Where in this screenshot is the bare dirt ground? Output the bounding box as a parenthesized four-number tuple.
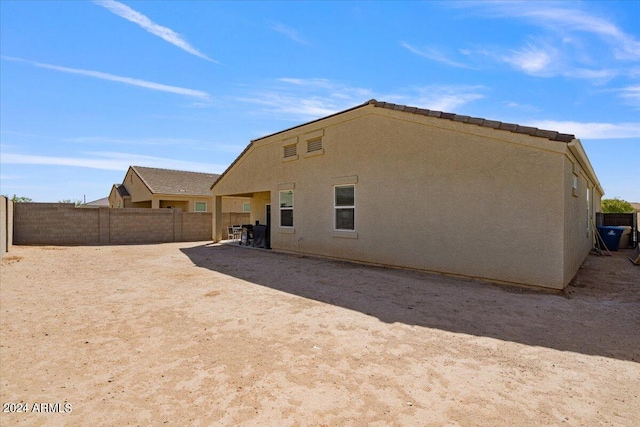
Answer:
(1, 242, 638, 426)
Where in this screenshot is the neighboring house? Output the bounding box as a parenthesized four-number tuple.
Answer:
(80, 197, 110, 208)
(110, 166, 250, 227)
(211, 100, 603, 291)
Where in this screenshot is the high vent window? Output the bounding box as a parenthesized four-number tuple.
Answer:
(307, 139, 322, 153)
(284, 144, 297, 158)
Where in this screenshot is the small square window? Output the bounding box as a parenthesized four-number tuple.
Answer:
(194, 202, 207, 212)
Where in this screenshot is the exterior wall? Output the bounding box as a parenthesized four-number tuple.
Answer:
(125, 169, 153, 203)
(214, 106, 575, 289)
(562, 143, 604, 286)
(221, 213, 251, 233)
(13, 203, 212, 245)
(109, 186, 122, 208)
(159, 199, 189, 211)
(222, 197, 251, 214)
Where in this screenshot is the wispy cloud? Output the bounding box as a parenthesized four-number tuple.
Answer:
(513, 7, 640, 61)
(525, 120, 640, 139)
(238, 78, 485, 122)
(238, 78, 373, 121)
(386, 85, 486, 112)
(66, 136, 245, 154)
(400, 42, 470, 68)
(269, 22, 309, 45)
(500, 43, 553, 75)
(448, 3, 640, 81)
(0, 151, 226, 173)
(2, 56, 211, 100)
(618, 85, 640, 108)
(93, 0, 216, 62)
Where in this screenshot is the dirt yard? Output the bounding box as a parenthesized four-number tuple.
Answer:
(1, 242, 638, 426)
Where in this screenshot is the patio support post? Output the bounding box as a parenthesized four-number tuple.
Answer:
(212, 196, 223, 242)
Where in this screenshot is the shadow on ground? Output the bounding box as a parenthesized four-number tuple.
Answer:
(181, 244, 640, 362)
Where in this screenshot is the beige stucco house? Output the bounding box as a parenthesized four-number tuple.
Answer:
(211, 100, 603, 290)
(110, 166, 250, 228)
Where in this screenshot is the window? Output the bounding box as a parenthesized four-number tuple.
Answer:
(283, 144, 297, 158)
(572, 175, 578, 197)
(243, 202, 251, 212)
(194, 202, 207, 212)
(307, 138, 322, 153)
(334, 185, 355, 230)
(279, 190, 294, 227)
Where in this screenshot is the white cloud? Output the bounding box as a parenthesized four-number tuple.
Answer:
(618, 85, 640, 107)
(451, 3, 640, 82)
(389, 85, 486, 112)
(238, 78, 374, 121)
(0, 151, 227, 173)
(516, 7, 640, 61)
(526, 120, 640, 139)
(1, 56, 211, 100)
(269, 22, 309, 45)
(501, 43, 553, 75)
(239, 79, 485, 122)
(400, 42, 469, 68)
(93, 0, 215, 62)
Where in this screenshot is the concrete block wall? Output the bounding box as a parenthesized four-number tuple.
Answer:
(109, 208, 175, 244)
(182, 213, 213, 242)
(13, 203, 213, 245)
(0, 196, 12, 259)
(14, 203, 100, 245)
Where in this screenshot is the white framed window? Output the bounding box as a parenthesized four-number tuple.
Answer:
(243, 202, 251, 212)
(194, 202, 207, 212)
(334, 185, 355, 231)
(279, 190, 294, 227)
(572, 175, 578, 197)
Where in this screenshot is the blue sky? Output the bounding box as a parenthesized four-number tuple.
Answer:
(1, 1, 638, 203)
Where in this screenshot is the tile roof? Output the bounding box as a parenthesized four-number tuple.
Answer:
(131, 166, 219, 196)
(371, 100, 576, 142)
(84, 196, 109, 206)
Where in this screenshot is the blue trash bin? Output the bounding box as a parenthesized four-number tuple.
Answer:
(597, 226, 625, 251)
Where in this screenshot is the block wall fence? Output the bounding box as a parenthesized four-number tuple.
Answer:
(1, 196, 14, 259)
(12, 203, 212, 245)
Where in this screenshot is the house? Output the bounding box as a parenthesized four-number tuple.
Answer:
(110, 166, 250, 228)
(210, 100, 603, 290)
(80, 197, 110, 208)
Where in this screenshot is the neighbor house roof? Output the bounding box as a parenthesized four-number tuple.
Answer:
(212, 99, 577, 189)
(115, 184, 130, 198)
(84, 197, 109, 206)
(131, 166, 219, 196)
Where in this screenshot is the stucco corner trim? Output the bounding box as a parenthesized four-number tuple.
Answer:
(332, 175, 358, 185)
(277, 182, 295, 190)
(279, 228, 295, 234)
(331, 231, 358, 239)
